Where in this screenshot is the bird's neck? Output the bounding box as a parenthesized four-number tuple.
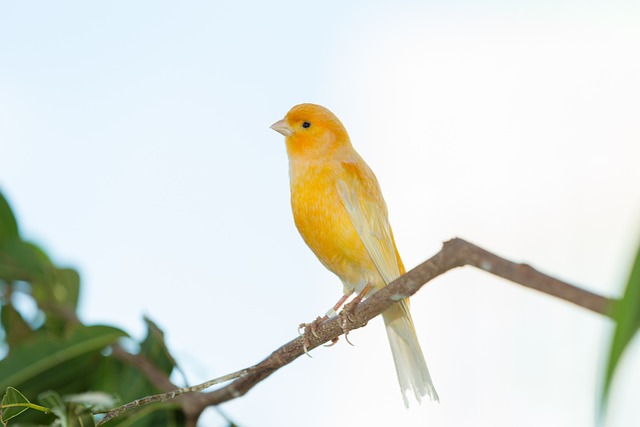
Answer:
(287, 143, 358, 187)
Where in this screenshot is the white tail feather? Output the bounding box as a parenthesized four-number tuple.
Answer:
(382, 303, 439, 407)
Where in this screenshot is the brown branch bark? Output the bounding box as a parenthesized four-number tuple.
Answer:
(96, 237, 614, 424)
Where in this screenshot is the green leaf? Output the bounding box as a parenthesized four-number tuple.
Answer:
(0, 325, 127, 390)
(30, 267, 82, 337)
(0, 191, 19, 242)
(140, 317, 176, 376)
(19, 352, 103, 399)
(601, 240, 640, 408)
(0, 386, 50, 424)
(53, 268, 81, 310)
(0, 302, 33, 349)
(1, 386, 30, 423)
(39, 390, 67, 425)
(0, 239, 55, 284)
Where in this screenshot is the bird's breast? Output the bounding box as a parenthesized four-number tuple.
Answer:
(289, 162, 375, 287)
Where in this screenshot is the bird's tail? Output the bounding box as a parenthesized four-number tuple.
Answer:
(382, 300, 439, 407)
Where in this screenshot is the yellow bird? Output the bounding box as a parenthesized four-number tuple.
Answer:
(270, 103, 438, 406)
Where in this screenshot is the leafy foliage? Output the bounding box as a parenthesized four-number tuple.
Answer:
(601, 240, 640, 411)
(0, 189, 185, 425)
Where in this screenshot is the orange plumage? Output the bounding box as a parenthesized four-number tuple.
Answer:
(271, 103, 438, 406)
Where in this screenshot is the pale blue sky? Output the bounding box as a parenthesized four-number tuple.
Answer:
(1, 1, 639, 426)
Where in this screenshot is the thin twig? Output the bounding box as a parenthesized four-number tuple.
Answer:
(95, 367, 255, 425)
(96, 237, 614, 423)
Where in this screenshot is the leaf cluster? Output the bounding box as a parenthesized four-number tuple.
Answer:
(0, 191, 184, 426)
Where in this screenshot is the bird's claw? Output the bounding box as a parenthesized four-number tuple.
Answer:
(298, 316, 327, 357)
(298, 323, 313, 357)
(323, 337, 339, 347)
(338, 314, 354, 346)
(337, 301, 360, 346)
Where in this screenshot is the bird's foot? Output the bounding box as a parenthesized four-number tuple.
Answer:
(298, 315, 328, 357)
(337, 300, 360, 346)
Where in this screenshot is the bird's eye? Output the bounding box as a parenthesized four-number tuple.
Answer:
(302, 121, 311, 129)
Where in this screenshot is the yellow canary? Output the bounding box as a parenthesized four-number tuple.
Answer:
(271, 103, 438, 406)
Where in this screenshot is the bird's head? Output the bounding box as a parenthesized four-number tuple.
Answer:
(271, 103, 351, 158)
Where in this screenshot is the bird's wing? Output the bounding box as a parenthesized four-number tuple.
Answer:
(336, 161, 402, 286)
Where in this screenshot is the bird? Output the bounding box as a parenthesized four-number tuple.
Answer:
(270, 103, 439, 406)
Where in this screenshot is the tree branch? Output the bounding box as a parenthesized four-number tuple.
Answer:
(96, 237, 614, 423)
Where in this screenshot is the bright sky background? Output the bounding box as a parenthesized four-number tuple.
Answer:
(1, 1, 639, 426)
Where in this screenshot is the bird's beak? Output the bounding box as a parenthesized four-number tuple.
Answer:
(270, 118, 293, 137)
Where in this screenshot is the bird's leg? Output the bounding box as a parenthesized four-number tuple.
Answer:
(298, 291, 354, 354)
(343, 283, 373, 321)
(322, 291, 353, 347)
(324, 291, 354, 319)
(338, 283, 374, 345)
